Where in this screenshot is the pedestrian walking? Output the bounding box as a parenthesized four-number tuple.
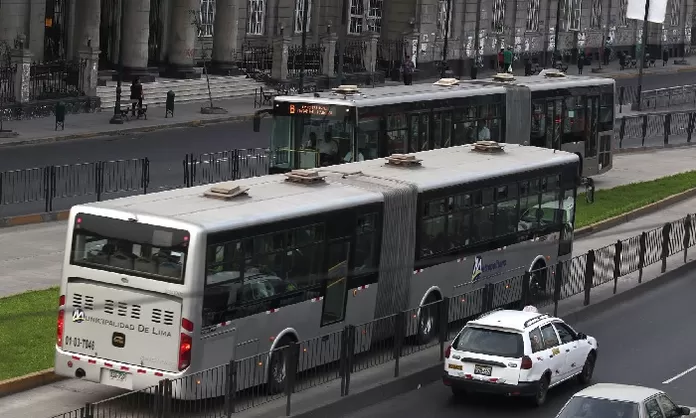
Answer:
(498, 49, 504, 72)
(503, 47, 513, 73)
(130, 78, 144, 117)
(402, 55, 415, 85)
(663, 49, 669, 66)
(577, 54, 585, 75)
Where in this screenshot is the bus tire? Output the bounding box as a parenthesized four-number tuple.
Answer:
(575, 153, 583, 180)
(267, 336, 296, 395)
(417, 294, 440, 344)
(529, 260, 547, 301)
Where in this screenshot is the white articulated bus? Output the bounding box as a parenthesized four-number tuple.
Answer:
(55, 142, 579, 398)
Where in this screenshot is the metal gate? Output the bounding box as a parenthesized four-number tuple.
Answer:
(44, 0, 68, 61)
(148, 0, 163, 67)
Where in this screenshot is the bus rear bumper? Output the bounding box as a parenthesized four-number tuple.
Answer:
(54, 349, 175, 392)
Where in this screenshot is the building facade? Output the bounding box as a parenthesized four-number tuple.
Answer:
(1, 0, 695, 80)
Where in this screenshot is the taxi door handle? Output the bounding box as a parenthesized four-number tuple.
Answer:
(549, 355, 554, 358)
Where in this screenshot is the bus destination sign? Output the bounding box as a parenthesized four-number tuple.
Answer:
(289, 103, 333, 116)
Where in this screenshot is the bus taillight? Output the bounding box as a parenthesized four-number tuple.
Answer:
(182, 318, 194, 332)
(57, 310, 65, 347)
(179, 333, 192, 370)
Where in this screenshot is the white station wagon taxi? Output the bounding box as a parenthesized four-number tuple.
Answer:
(443, 309, 598, 406)
(555, 383, 696, 418)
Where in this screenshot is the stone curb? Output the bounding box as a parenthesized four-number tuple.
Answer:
(574, 186, 696, 239)
(290, 257, 696, 418)
(0, 369, 65, 399)
(0, 113, 256, 149)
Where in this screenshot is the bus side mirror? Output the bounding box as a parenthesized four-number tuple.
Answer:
(253, 115, 261, 132)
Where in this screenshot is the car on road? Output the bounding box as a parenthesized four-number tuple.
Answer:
(555, 383, 696, 418)
(442, 308, 598, 406)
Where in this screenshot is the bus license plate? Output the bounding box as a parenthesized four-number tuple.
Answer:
(109, 370, 128, 382)
(474, 365, 492, 376)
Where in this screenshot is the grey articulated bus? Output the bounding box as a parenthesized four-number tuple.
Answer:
(55, 142, 579, 399)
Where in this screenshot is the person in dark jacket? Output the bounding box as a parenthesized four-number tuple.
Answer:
(577, 54, 585, 74)
(402, 56, 415, 85)
(130, 77, 144, 117)
(663, 49, 669, 66)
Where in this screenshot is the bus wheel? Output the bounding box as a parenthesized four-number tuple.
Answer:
(267, 337, 294, 395)
(417, 295, 439, 344)
(530, 262, 547, 301)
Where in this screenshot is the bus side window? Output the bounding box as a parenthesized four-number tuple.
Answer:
(203, 241, 243, 326)
(353, 213, 378, 276)
(472, 189, 494, 242)
(495, 184, 519, 236)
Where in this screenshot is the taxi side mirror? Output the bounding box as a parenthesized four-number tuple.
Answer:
(679, 406, 690, 416)
(577, 332, 587, 340)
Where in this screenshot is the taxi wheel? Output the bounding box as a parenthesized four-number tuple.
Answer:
(578, 352, 596, 385)
(531, 375, 550, 407)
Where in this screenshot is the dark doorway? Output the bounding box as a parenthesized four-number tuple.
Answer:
(44, 0, 68, 61)
(99, 0, 116, 69)
(148, 0, 163, 67)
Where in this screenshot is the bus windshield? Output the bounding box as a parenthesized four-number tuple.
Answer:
(70, 213, 190, 282)
(269, 101, 356, 172)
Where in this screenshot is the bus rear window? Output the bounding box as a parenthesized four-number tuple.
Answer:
(70, 213, 190, 282)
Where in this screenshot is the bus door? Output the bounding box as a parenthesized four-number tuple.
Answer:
(586, 95, 599, 159)
(321, 240, 351, 327)
(545, 98, 563, 150)
(408, 112, 431, 152)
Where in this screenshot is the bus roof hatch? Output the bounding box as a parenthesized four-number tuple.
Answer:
(540, 68, 566, 78)
(472, 140, 505, 153)
(332, 85, 360, 95)
(385, 154, 423, 167)
(433, 78, 460, 87)
(285, 169, 326, 184)
(492, 73, 516, 82)
(203, 183, 250, 200)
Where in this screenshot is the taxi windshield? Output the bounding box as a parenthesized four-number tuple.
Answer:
(556, 396, 639, 418)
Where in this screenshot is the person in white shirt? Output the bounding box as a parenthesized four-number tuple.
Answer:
(318, 133, 338, 165)
(343, 150, 365, 163)
(471, 123, 491, 141)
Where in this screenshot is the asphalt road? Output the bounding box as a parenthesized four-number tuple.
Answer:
(0, 70, 691, 217)
(341, 266, 696, 418)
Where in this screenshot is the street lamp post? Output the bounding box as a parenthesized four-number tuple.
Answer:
(109, 0, 126, 124)
(471, 0, 482, 78)
(298, 0, 310, 94)
(440, 0, 452, 77)
(552, 0, 562, 68)
(635, 0, 650, 111)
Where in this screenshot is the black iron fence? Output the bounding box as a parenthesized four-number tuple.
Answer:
(0, 64, 16, 104)
(617, 85, 696, 112)
(29, 60, 84, 101)
(616, 110, 696, 149)
(50, 214, 696, 418)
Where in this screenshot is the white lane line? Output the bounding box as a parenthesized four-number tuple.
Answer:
(662, 365, 696, 384)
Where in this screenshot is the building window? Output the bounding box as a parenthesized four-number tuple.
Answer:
(294, 0, 312, 32)
(562, 0, 582, 31)
(526, 0, 540, 31)
(437, 0, 452, 38)
(348, 0, 383, 34)
(590, 0, 602, 28)
(669, 0, 680, 26)
(618, 0, 628, 26)
(198, 0, 215, 37)
(247, 0, 266, 35)
(491, 0, 506, 33)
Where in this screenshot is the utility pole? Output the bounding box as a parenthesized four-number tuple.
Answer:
(635, 0, 650, 111)
(109, 0, 126, 124)
(336, 0, 348, 85)
(440, 0, 452, 77)
(298, 0, 310, 94)
(552, 0, 562, 68)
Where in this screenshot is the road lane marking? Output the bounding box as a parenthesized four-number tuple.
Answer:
(662, 364, 696, 384)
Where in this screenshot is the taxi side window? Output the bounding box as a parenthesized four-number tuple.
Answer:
(529, 327, 544, 353)
(540, 324, 560, 349)
(645, 398, 666, 418)
(655, 394, 681, 418)
(553, 322, 576, 344)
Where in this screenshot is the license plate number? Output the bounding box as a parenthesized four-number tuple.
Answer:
(474, 364, 492, 376)
(64, 336, 95, 351)
(109, 370, 128, 381)
(448, 363, 463, 370)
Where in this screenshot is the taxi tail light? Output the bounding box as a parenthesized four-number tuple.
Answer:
(521, 356, 533, 370)
(444, 345, 452, 358)
(57, 309, 65, 348)
(179, 333, 192, 371)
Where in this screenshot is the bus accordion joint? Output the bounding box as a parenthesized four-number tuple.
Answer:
(471, 141, 505, 153)
(385, 154, 423, 167)
(284, 169, 326, 184)
(203, 183, 250, 200)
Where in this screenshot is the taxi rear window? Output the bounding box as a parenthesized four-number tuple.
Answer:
(454, 326, 524, 358)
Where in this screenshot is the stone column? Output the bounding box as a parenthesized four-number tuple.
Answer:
(11, 36, 33, 104)
(164, 0, 200, 79)
(121, 0, 154, 81)
(211, 0, 240, 75)
(79, 45, 100, 96)
(321, 32, 338, 77)
(271, 35, 291, 80)
(28, 0, 46, 61)
(362, 32, 379, 74)
(79, 0, 101, 52)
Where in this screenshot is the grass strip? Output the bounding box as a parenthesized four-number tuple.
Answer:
(1, 172, 695, 381)
(0, 287, 58, 381)
(575, 170, 696, 229)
